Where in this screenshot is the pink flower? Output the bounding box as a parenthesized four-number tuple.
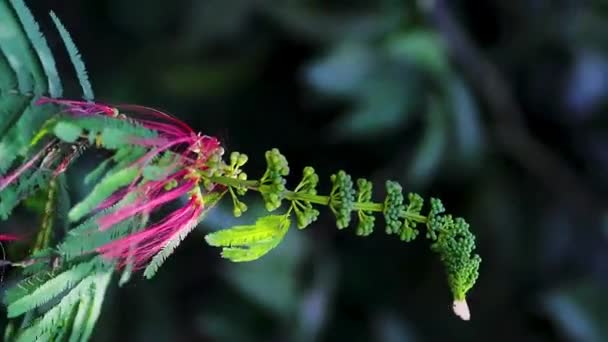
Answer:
(96, 191, 205, 269)
(31, 97, 224, 269)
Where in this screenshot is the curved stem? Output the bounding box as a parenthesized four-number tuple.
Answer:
(207, 175, 428, 223)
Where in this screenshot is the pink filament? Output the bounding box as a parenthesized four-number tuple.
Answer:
(0, 140, 56, 191)
(97, 178, 194, 231)
(0, 234, 20, 241)
(36, 97, 115, 116)
(115, 104, 194, 135)
(97, 197, 203, 268)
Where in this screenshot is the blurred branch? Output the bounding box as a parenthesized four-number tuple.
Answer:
(428, 0, 606, 218)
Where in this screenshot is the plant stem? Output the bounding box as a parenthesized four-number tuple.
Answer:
(207, 175, 428, 223)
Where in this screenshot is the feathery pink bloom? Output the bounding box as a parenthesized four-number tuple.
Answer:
(34, 97, 224, 269)
(97, 173, 192, 231)
(96, 193, 204, 268)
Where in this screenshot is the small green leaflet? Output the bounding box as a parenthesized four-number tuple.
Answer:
(53, 121, 81, 143)
(205, 214, 291, 262)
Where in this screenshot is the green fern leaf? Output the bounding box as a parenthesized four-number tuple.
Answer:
(4, 270, 56, 306)
(54, 121, 82, 143)
(0, 101, 56, 174)
(0, 168, 52, 219)
(84, 159, 110, 186)
(68, 285, 92, 342)
(0, 50, 18, 92)
(9, 0, 62, 97)
(78, 271, 112, 341)
(0, 1, 45, 94)
(49, 11, 94, 101)
(15, 270, 101, 341)
(7, 259, 97, 318)
(58, 215, 140, 261)
(68, 166, 139, 222)
(0, 95, 28, 139)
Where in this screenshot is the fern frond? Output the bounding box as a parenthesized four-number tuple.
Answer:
(0, 168, 52, 219)
(4, 270, 56, 305)
(78, 271, 111, 341)
(7, 259, 97, 318)
(58, 215, 141, 261)
(68, 166, 139, 222)
(15, 269, 109, 341)
(21, 248, 55, 276)
(0, 49, 18, 92)
(0, 1, 44, 94)
(9, 0, 62, 97)
(0, 102, 56, 174)
(0, 95, 28, 139)
(68, 285, 92, 342)
(84, 159, 110, 186)
(49, 11, 94, 101)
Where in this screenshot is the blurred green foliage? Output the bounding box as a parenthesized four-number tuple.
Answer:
(3, 0, 608, 341)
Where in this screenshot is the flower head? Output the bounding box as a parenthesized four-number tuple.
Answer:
(96, 188, 206, 269)
(39, 98, 223, 267)
(0, 97, 224, 269)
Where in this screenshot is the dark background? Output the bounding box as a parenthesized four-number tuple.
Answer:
(13, 1, 608, 341)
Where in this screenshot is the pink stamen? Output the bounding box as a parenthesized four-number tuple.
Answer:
(115, 104, 194, 135)
(97, 179, 194, 231)
(0, 234, 20, 241)
(36, 97, 116, 117)
(97, 197, 203, 268)
(0, 140, 56, 192)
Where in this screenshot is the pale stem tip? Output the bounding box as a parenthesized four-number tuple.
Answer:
(452, 299, 471, 321)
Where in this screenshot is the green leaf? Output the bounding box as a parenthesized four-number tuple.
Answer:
(10, 0, 62, 97)
(68, 291, 91, 342)
(68, 166, 139, 222)
(306, 42, 374, 96)
(332, 77, 415, 139)
(205, 214, 291, 262)
(7, 259, 97, 318)
(78, 271, 112, 342)
(0, 44, 18, 92)
(100, 128, 129, 149)
(15, 269, 109, 341)
(54, 121, 82, 143)
(84, 159, 110, 186)
(0, 0, 45, 94)
(142, 165, 170, 181)
(49, 11, 94, 101)
(407, 97, 447, 185)
(59, 197, 141, 261)
(0, 101, 56, 174)
(387, 30, 449, 78)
